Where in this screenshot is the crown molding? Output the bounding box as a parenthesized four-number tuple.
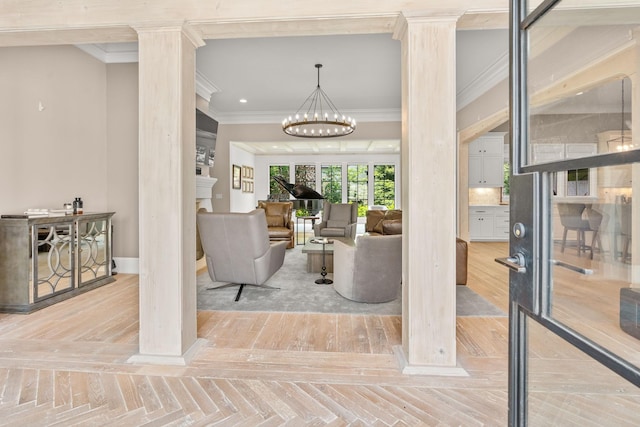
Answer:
(209, 108, 401, 125)
(456, 52, 508, 110)
(195, 70, 220, 103)
(76, 43, 218, 101)
(75, 43, 138, 63)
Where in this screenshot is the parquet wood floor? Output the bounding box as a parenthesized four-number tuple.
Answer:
(0, 242, 638, 425)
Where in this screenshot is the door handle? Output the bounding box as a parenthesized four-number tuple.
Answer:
(550, 259, 593, 275)
(495, 253, 527, 273)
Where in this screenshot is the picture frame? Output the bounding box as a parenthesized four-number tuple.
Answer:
(241, 179, 254, 193)
(232, 164, 241, 189)
(195, 145, 207, 165)
(241, 165, 254, 179)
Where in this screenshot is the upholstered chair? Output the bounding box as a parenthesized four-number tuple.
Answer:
(197, 209, 287, 301)
(619, 203, 632, 263)
(333, 234, 402, 303)
(257, 201, 295, 248)
(557, 203, 590, 255)
(314, 202, 358, 239)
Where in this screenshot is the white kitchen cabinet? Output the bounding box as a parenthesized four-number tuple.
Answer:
(469, 212, 494, 239)
(493, 207, 511, 240)
(469, 133, 506, 187)
(469, 206, 510, 241)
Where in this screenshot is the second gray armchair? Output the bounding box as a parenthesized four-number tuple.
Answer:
(314, 202, 358, 239)
(333, 234, 402, 303)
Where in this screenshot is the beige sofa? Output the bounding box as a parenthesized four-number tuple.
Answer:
(364, 209, 468, 285)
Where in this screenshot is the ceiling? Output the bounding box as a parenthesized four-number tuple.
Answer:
(78, 25, 634, 154)
(78, 29, 510, 154)
(195, 30, 511, 123)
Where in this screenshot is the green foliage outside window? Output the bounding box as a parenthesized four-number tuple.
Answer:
(321, 165, 342, 203)
(348, 164, 368, 217)
(373, 165, 395, 209)
(503, 162, 510, 195)
(269, 165, 290, 199)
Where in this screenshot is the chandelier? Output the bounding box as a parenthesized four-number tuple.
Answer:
(282, 64, 356, 138)
(607, 78, 636, 152)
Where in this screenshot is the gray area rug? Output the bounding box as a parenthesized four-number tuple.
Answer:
(197, 244, 505, 317)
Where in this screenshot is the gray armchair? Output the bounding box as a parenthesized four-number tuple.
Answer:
(197, 209, 287, 301)
(314, 202, 358, 239)
(333, 234, 402, 303)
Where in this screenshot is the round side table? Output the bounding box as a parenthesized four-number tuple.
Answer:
(310, 237, 333, 285)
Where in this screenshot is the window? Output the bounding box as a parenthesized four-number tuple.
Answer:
(321, 165, 342, 203)
(295, 164, 316, 190)
(269, 165, 290, 199)
(551, 169, 593, 197)
(347, 164, 368, 217)
(373, 164, 395, 209)
(566, 168, 590, 196)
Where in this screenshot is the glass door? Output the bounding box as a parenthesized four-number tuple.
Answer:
(505, 0, 640, 424)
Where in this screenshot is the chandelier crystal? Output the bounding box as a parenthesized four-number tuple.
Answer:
(282, 64, 356, 138)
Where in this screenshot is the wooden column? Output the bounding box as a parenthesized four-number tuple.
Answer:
(458, 135, 470, 242)
(394, 12, 467, 375)
(129, 25, 205, 365)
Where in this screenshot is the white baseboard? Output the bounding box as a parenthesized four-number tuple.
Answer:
(113, 257, 139, 274)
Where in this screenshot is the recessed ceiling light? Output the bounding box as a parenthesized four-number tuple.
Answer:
(576, 92, 584, 96)
(239, 98, 248, 103)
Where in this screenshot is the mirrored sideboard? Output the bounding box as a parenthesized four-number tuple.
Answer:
(0, 212, 115, 313)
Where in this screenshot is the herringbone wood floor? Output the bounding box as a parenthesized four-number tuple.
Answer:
(0, 242, 638, 426)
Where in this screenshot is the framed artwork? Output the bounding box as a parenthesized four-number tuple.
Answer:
(241, 165, 254, 179)
(241, 180, 254, 193)
(232, 164, 241, 189)
(195, 145, 207, 165)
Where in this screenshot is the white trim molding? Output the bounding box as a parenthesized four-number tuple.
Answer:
(75, 42, 138, 63)
(113, 257, 139, 274)
(456, 52, 508, 110)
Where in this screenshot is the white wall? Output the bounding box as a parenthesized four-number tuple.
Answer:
(0, 45, 108, 214)
(229, 142, 257, 212)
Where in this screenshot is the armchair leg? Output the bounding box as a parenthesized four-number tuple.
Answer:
(206, 282, 280, 301)
(234, 284, 245, 301)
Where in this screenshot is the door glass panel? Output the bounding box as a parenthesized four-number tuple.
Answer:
(548, 163, 639, 370)
(525, 4, 640, 167)
(527, 317, 640, 425)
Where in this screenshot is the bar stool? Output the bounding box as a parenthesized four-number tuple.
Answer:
(557, 203, 590, 256)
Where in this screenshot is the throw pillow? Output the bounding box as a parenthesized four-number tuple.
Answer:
(382, 219, 402, 235)
(327, 220, 348, 228)
(366, 210, 385, 232)
(385, 210, 402, 221)
(265, 214, 284, 227)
